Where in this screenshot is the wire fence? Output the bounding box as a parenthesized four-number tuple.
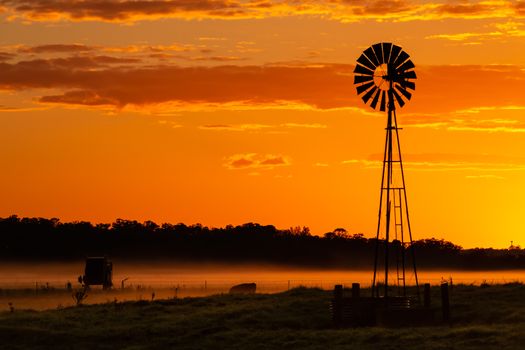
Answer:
(1, 273, 524, 311)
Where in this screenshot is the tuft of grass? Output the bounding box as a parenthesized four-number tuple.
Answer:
(72, 287, 88, 306)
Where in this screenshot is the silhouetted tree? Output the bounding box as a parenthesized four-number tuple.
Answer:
(0, 216, 523, 269)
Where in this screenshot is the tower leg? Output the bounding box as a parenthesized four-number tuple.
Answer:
(372, 85, 419, 300)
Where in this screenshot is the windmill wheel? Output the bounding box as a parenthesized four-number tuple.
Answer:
(353, 43, 416, 111)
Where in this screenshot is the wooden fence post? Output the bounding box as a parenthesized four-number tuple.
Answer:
(352, 283, 360, 298)
(441, 282, 450, 323)
(333, 285, 343, 327)
(424, 283, 431, 308)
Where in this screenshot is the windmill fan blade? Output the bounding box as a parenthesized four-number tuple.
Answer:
(393, 50, 409, 69)
(362, 86, 378, 104)
(388, 45, 402, 65)
(391, 88, 405, 108)
(382, 43, 392, 64)
(403, 80, 416, 90)
(354, 64, 374, 76)
(372, 43, 384, 64)
(394, 75, 416, 89)
(364, 47, 379, 66)
(356, 81, 375, 95)
(395, 84, 412, 100)
(380, 90, 386, 112)
(370, 89, 381, 109)
(357, 54, 376, 71)
(400, 70, 417, 79)
(397, 59, 415, 73)
(354, 74, 374, 84)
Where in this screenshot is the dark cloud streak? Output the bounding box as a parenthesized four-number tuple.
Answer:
(0, 0, 246, 20)
(0, 0, 520, 22)
(18, 44, 95, 53)
(1, 57, 524, 112)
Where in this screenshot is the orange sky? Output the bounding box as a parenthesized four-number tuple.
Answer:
(1, 0, 525, 248)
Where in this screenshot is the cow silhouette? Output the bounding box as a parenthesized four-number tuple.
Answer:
(229, 283, 256, 294)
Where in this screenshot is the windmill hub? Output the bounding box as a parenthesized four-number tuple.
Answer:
(373, 64, 390, 90)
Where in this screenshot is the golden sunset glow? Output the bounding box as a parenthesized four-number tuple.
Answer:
(2, 0, 525, 248)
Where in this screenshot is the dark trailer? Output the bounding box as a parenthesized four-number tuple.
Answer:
(80, 257, 113, 289)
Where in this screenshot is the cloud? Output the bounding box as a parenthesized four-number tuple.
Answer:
(426, 32, 501, 42)
(0, 0, 250, 21)
(2, 55, 141, 72)
(465, 174, 505, 180)
(434, 1, 500, 16)
(0, 105, 48, 113)
(351, 0, 412, 16)
(402, 109, 525, 133)
(0, 52, 16, 62)
(342, 153, 525, 172)
(104, 44, 195, 53)
(426, 21, 525, 43)
(281, 123, 327, 129)
(516, 1, 525, 15)
(94, 43, 245, 62)
(0, 0, 521, 23)
(157, 120, 183, 128)
(40, 90, 117, 106)
(199, 124, 271, 131)
(198, 37, 228, 41)
(224, 153, 291, 170)
(187, 55, 246, 62)
(413, 65, 525, 114)
(200, 124, 240, 131)
(18, 44, 95, 53)
(0, 59, 360, 109)
(200, 122, 327, 132)
(1, 57, 525, 113)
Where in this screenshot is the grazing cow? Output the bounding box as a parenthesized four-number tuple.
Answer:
(229, 283, 256, 294)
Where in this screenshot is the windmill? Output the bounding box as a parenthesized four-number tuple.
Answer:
(353, 43, 419, 299)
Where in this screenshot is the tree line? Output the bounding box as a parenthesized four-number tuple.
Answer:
(1, 215, 524, 269)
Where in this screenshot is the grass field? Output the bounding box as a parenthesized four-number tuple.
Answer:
(1, 284, 525, 349)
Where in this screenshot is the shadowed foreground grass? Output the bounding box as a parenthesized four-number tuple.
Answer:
(1, 284, 525, 349)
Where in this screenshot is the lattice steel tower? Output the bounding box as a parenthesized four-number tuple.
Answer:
(353, 43, 419, 298)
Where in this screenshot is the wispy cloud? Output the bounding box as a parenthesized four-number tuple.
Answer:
(465, 174, 505, 180)
(200, 124, 272, 131)
(0, 105, 49, 113)
(224, 153, 291, 170)
(17, 44, 95, 53)
(426, 21, 525, 44)
(342, 153, 525, 172)
(403, 109, 525, 133)
(0, 51, 16, 62)
(281, 123, 327, 129)
(200, 122, 327, 132)
(426, 31, 501, 42)
(4, 42, 245, 64)
(157, 120, 183, 128)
